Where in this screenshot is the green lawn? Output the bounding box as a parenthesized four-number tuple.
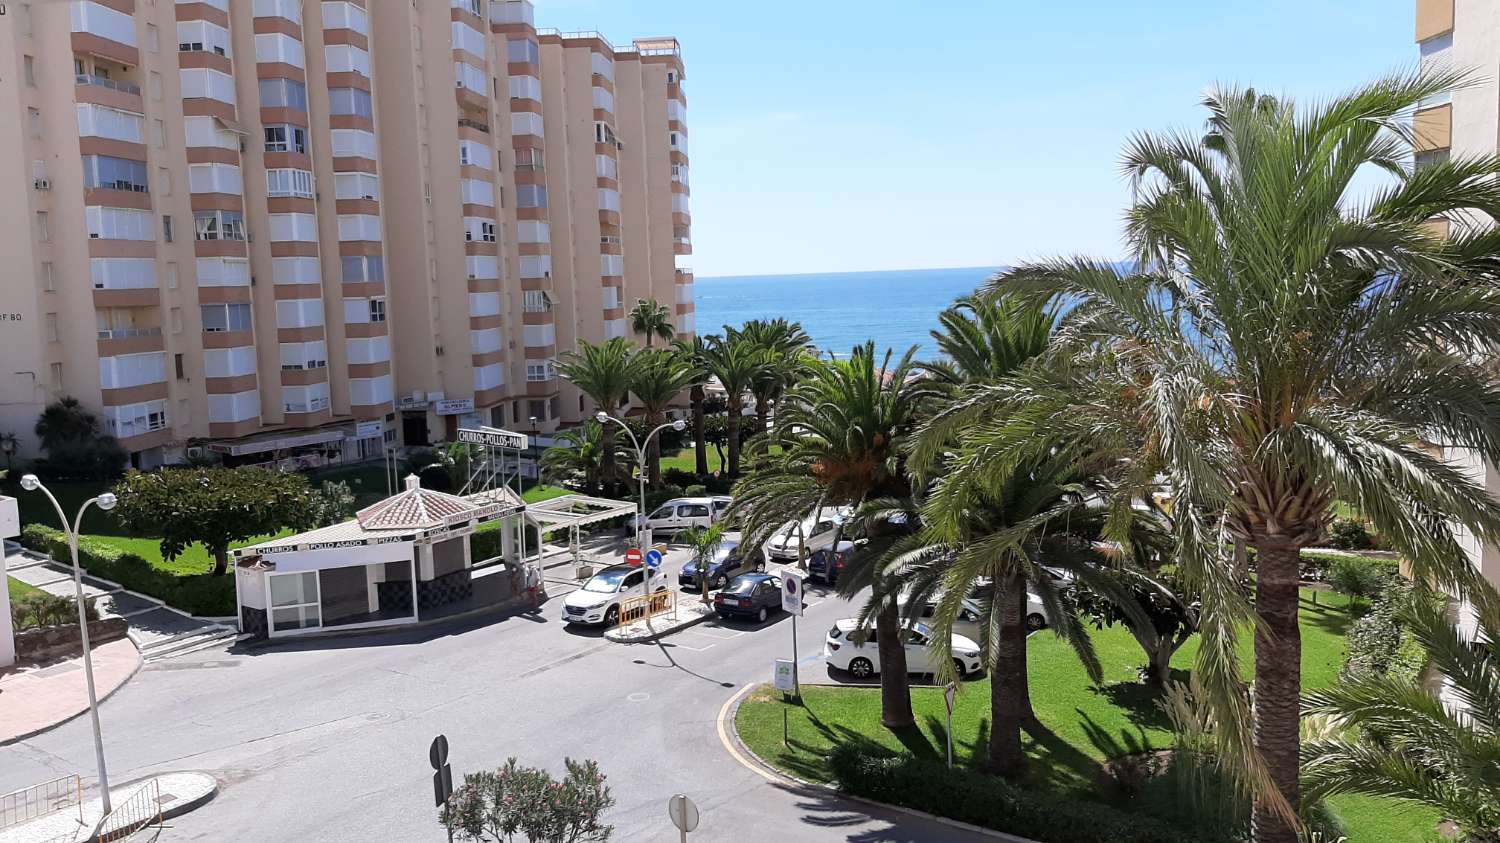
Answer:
(736, 590, 1439, 842)
(522, 483, 569, 503)
(659, 447, 726, 476)
(8, 576, 43, 603)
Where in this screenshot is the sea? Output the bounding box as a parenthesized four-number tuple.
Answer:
(692, 266, 1002, 360)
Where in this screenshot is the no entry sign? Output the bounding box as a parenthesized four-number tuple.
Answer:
(625, 548, 644, 567)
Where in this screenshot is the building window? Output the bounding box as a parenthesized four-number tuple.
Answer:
(153, 119, 165, 148)
(49, 363, 62, 391)
(516, 184, 547, 209)
(27, 108, 41, 138)
(149, 71, 163, 101)
(41, 262, 55, 291)
(328, 87, 373, 118)
(162, 215, 174, 243)
(528, 399, 546, 421)
(201, 302, 252, 332)
(82, 155, 149, 192)
(45, 313, 59, 342)
(340, 255, 384, 283)
(165, 262, 179, 289)
(147, 23, 159, 52)
(158, 168, 172, 196)
(174, 353, 185, 380)
(35, 211, 49, 242)
(194, 211, 246, 241)
(258, 78, 308, 111)
(266, 168, 314, 198)
(264, 124, 308, 154)
(24, 55, 36, 86)
(170, 307, 182, 333)
(369, 298, 386, 322)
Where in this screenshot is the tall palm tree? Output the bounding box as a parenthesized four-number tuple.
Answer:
(1303, 596, 1500, 842)
(921, 295, 1057, 387)
(733, 319, 812, 433)
(629, 346, 696, 486)
(734, 342, 941, 728)
(696, 333, 765, 477)
(540, 422, 635, 495)
(556, 338, 635, 492)
(628, 298, 674, 348)
(672, 335, 713, 477)
(914, 72, 1500, 841)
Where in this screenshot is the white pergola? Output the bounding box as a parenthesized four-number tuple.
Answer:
(524, 494, 639, 574)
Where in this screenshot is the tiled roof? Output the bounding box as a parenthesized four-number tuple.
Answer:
(356, 474, 479, 530)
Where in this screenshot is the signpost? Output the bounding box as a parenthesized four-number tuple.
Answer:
(943, 682, 958, 769)
(430, 734, 455, 843)
(667, 793, 700, 842)
(782, 572, 804, 699)
(625, 547, 644, 567)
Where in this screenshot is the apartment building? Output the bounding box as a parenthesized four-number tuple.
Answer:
(1414, 0, 1500, 601)
(0, 0, 691, 467)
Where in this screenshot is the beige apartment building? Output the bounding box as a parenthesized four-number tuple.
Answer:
(1414, 0, 1500, 602)
(0, 0, 692, 468)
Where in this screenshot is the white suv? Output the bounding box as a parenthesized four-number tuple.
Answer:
(764, 508, 852, 563)
(627, 496, 732, 537)
(561, 564, 669, 626)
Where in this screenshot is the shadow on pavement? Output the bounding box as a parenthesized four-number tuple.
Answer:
(774, 781, 986, 842)
(225, 602, 559, 656)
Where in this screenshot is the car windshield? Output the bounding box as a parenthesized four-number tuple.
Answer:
(725, 577, 762, 595)
(582, 569, 628, 593)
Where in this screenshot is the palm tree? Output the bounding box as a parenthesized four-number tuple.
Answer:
(678, 522, 727, 604)
(672, 335, 713, 477)
(696, 333, 765, 477)
(557, 338, 635, 492)
(628, 298, 674, 348)
(540, 422, 635, 495)
(914, 72, 1500, 841)
(1303, 597, 1500, 842)
(34, 396, 100, 452)
(734, 342, 941, 728)
(629, 347, 696, 486)
(733, 319, 812, 433)
(921, 295, 1057, 387)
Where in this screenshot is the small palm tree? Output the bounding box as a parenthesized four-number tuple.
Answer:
(557, 338, 635, 492)
(672, 335, 714, 477)
(915, 72, 1500, 840)
(1303, 597, 1500, 842)
(629, 347, 696, 486)
(628, 298, 675, 348)
(678, 522, 727, 603)
(540, 422, 634, 495)
(34, 397, 99, 452)
(697, 333, 766, 477)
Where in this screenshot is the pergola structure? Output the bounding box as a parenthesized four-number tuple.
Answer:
(524, 494, 639, 576)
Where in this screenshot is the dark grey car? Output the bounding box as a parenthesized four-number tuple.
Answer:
(713, 573, 782, 623)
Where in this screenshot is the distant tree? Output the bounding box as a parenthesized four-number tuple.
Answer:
(628, 347, 695, 486)
(672, 335, 714, 476)
(1073, 564, 1198, 689)
(557, 338, 635, 492)
(734, 318, 811, 433)
(696, 333, 765, 476)
(628, 298, 675, 348)
(679, 522, 727, 603)
(34, 397, 99, 451)
(111, 468, 315, 575)
(307, 480, 358, 527)
(33, 397, 127, 480)
(540, 422, 635, 496)
(441, 757, 615, 843)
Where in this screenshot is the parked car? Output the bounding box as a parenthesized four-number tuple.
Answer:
(823, 619, 983, 679)
(960, 581, 1052, 631)
(713, 573, 782, 623)
(627, 496, 732, 537)
(679, 539, 763, 590)
(764, 508, 851, 563)
(561, 564, 668, 626)
(807, 540, 855, 584)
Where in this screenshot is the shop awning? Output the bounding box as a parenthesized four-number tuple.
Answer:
(524, 494, 638, 531)
(208, 429, 345, 457)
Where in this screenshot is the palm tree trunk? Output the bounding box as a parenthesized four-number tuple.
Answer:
(989, 572, 1032, 775)
(727, 400, 742, 477)
(874, 601, 914, 728)
(1250, 540, 1303, 843)
(690, 386, 708, 476)
(755, 396, 770, 434)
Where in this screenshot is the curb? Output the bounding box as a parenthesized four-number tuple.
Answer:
(0, 641, 144, 747)
(719, 683, 1038, 843)
(603, 608, 715, 643)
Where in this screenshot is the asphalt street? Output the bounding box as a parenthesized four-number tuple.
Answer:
(0, 540, 991, 842)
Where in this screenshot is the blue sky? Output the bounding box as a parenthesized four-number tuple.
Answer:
(538, 0, 1417, 277)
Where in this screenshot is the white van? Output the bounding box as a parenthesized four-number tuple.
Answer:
(627, 496, 732, 537)
(765, 507, 852, 562)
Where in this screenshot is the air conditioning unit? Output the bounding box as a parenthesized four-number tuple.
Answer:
(33, 178, 50, 190)
(186, 446, 206, 460)
(435, 346, 445, 356)
(615, 141, 624, 150)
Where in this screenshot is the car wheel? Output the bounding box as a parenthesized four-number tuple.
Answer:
(715, 574, 728, 590)
(756, 606, 768, 623)
(848, 657, 874, 679)
(953, 658, 967, 679)
(1026, 613, 1046, 632)
(756, 560, 765, 572)
(604, 606, 619, 627)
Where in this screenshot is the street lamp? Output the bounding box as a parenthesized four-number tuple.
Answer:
(20, 474, 117, 815)
(596, 412, 685, 601)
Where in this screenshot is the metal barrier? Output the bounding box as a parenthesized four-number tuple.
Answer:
(97, 779, 163, 843)
(617, 589, 674, 626)
(0, 775, 82, 831)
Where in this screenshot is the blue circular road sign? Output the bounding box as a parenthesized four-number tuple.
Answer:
(644, 549, 664, 568)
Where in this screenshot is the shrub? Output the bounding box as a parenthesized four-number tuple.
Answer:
(1327, 517, 1374, 550)
(10, 591, 99, 631)
(1343, 580, 1425, 685)
(644, 484, 685, 511)
(21, 524, 235, 617)
(1326, 554, 1398, 604)
(441, 757, 614, 843)
(684, 484, 707, 497)
(826, 743, 1199, 843)
(662, 468, 698, 487)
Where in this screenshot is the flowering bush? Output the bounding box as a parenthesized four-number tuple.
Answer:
(440, 757, 614, 843)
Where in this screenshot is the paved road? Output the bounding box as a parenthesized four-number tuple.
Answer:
(0, 541, 990, 842)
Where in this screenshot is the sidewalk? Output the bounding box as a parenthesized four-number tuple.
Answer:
(0, 772, 217, 843)
(0, 638, 141, 745)
(604, 600, 715, 643)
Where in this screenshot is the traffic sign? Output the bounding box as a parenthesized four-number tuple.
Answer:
(944, 682, 958, 715)
(430, 734, 453, 809)
(773, 659, 796, 693)
(625, 548, 644, 567)
(644, 548, 664, 569)
(781, 571, 803, 616)
(667, 794, 700, 835)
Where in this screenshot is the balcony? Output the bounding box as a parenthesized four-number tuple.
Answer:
(458, 117, 490, 134)
(633, 37, 681, 57)
(98, 326, 163, 340)
(76, 74, 141, 96)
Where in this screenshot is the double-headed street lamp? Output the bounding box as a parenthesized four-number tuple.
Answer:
(21, 474, 117, 814)
(595, 412, 685, 600)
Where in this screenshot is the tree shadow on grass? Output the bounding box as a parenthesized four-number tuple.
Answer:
(1298, 594, 1356, 637)
(1092, 675, 1179, 732)
(1018, 716, 1108, 795)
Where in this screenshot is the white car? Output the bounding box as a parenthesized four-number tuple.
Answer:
(561, 564, 668, 626)
(765, 508, 851, 562)
(627, 496, 732, 537)
(902, 589, 1050, 636)
(823, 619, 984, 679)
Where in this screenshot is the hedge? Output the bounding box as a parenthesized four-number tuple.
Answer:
(1300, 549, 1398, 583)
(20, 524, 235, 617)
(827, 744, 1204, 843)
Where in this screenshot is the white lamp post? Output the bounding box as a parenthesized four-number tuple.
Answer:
(596, 412, 685, 601)
(21, 474, 116, 814)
